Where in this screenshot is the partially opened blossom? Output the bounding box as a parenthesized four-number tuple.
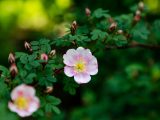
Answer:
(63, 47, 98, 84)
(8, 84, 40, 117)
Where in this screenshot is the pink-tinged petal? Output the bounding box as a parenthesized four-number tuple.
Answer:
(63, 49, 78, 66)
(28, 97, 40, 113)
(74, 73, 91, 84)
(64, 66, 75, 77)
(16, 110, 33, 117)
(11, 84, 35, 100)
(8, 102, 31, 117)
(86, 64, 98, 75)
(77, 47, 93, 63)
(8, 102, 17, 113)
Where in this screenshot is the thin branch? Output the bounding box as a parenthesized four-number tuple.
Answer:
(105, 41, 160, 50)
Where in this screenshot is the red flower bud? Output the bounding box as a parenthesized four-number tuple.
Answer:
(8, 53, 15, 64)
(41, 53, 48, 61)
(70, 20, 77, 35)
(134, 15, 141, 22)
(10, 63, 18, 78)
(85, 8, 91, 17)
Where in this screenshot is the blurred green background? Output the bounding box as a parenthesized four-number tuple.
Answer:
(0, 0, 160, 120)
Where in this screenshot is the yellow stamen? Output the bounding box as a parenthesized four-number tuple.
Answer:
(74, 62, 86, 72)
(15, 96, 29, 110)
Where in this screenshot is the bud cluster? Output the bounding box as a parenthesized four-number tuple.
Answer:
(8, 53, 18, 78)
(134, 1, 144, 22)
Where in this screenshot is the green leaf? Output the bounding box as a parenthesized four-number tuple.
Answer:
(113, 34, 128, 46)
(30, 41, 39, 45)
(152, 19, 160, 40)
(39, 38, 50, 45)
(0, 65, 9, 77)
(25, 73, 37, 83)
(91, 29, 108, 40)
(131, 22, 150, 43)
(20, 55, 28, 64)
(46, 95, 61, 105)
(46, 76, 57, 83)
(15, 52, 27, 59)
(52, 106, 61, 114)
(30, 61, 41, 68)
(92, 8, 110, 18)
(63, 78, 79, 95)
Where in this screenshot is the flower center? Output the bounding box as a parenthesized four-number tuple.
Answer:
(74, 62, 86, 72)
(15, 96, 29, 110)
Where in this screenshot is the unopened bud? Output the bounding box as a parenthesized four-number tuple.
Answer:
(41, 53, 48, 62)
(44, 86, 53, 93)
(70, 20, 77, 35)
(49, 50, 56, 57)
(85, 8, 91, 17)
(109, 22, 117, 31)
(138, 1, 144, 11)
(10, 63, 18, 78)
(8, 53, 15, 64)
(135, 10, 141, 16)
(117, 29, 123, 34)
(134, 15, 141, 22)
(24, 41, 32, 52)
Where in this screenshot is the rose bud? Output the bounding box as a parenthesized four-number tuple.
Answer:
(10, 63, 18, 78)
(41, 53, 48, 62)
(134, 15, 141, 22)
(109, 22, 117, 31)
(49, 50, 56, 58)
(8, 52, 15, 64)
(40, 53, 48, 68)
(70, 20, 77, 35)
(136, 10, 141, 16)
(44, 86, 54, 93)
(24, 41, 32, 52)
(138, 1, 144, 11)
(85, 8, 91, 17)
(117, 29, 123, 34)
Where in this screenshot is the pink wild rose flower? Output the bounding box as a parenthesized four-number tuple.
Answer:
(63, 47, 98, 84)
(8, 84, 40, 117)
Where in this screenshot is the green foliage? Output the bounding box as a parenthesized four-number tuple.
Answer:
(0, 2, 160, 120)
(92, 8, 110, 19)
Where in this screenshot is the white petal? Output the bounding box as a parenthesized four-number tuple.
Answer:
(74, 73, 91, 84)
(63, 49, 78, 66)
(77, 47, 84, 51)
(64, 66, 75, 77)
